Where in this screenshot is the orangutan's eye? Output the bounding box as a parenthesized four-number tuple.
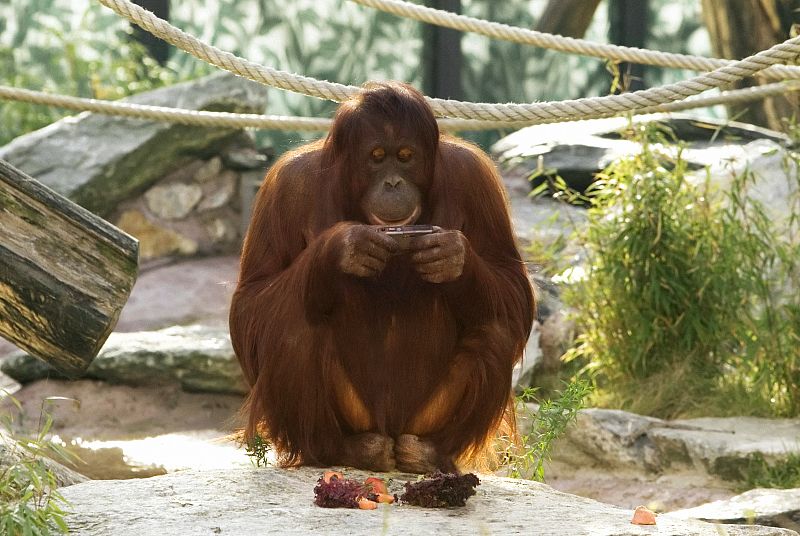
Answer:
(371, 147, 386, 162)
(397, 147, 413, 162)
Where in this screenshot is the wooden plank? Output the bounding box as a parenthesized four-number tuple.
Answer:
(0, 159, 139, 377)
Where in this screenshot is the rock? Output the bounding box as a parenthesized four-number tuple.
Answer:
(144, 182, 203, 219)
(222, 147, 272, 170)
(0, 370, 21, 397)
(538, 309, 574, 371)
(193, 156, 224, 183)
(60, 466, 794, 536)
(513, 323, 542, 392)
(493, 114, 789, 194)
(115, 210, 199, 260)
(531, 273, 565, 322)
(684, 139, 799, 228)
(0, 72, 269, 216)
(509, 195, 588, 253)
(649, 417, 800, 481)
(204, 217, 238, 243)
(534, 407, 800, 482)
(114, 256, 237, 333)
(669, 488, 800, 529)
(198, 170, 239, 211)
(1, 325, 246, 395)
(540, 407, 665, 472)
(0, 431, 87, 487)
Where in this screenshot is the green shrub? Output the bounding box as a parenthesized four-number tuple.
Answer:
(743, 452, 800, 490)
(565, 122, 800, 418)
(503, 380, 591, 481)
(0, 398, 72, 535)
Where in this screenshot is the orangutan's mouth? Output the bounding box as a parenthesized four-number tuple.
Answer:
(368, 205, 421, 226)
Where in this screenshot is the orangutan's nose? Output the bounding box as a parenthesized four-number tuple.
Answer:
(384, 175, 403, 188)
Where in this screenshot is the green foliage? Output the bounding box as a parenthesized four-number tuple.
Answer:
(0, 0, 176, 145)
(0, 397, 72, 535)
(244, 433, 271, 468)
(505, 380, 591, 481)
(564, 121, 800, 418)
(742, 452, 800, 490)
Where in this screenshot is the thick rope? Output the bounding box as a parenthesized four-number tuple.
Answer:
(350, 0, 800, 82)
(96, 0, 800, 123)
(2, 82, 798, 132)
(0, 85, 332, 130)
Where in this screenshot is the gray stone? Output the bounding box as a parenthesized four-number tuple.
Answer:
(0, 431, 87, 487)
(60, 466, 795, 536)
(509, 192, 588, 251)
(0, 370, 20, 397)
(684, 139, 799, 228)
(650, 417, 800, 481)
(669, 488, 800, 529)
(493, 114, 789, 194)
(537, 408, 800, 482)
(193, 156, 224, 183)
(145, 182, 203, 219)
(204, 217, 238, 243)
(222, 147, 271, 170)
(198, 170, 238, 211)
(1, 325, 246, 395)
(0, 72, 268, 216)
(541, 406, 666, 472)
(512, 323, 542, 391)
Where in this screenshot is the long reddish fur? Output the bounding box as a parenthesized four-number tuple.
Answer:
(229, 82, 534, 468)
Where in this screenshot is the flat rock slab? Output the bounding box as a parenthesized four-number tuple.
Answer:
(1, 324, 245, 394)
(671, 488, 800, 529)
(61, 467, 795, 536)
(547, 407, 800, 482)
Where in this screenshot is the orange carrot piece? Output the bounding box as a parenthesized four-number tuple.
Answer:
(358, 497, 379, 510)
(631, 505, 657, 525)
(364, 477, 388, 495)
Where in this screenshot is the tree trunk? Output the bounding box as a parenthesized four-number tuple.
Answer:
(131, 0, 171, 65)
(422, 0, 464, 100)
(535, 0, 603, 38)
(0, 160, 139, 377)
(701, 0, 799, 130)
(608, 0, 650, 91)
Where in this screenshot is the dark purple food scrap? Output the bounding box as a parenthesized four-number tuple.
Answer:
(313, 475, 367, 508)
(399, 471, 480, 508)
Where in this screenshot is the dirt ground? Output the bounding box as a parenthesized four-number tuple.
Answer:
(3, 379, 250, 480)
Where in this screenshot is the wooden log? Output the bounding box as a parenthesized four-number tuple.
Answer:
(0, 159, 139, 377)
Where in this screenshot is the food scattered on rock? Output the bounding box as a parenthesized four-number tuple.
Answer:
(314, 473, 368, 508)
(399, 471, 480, 508)
(314, 472, 394, 509)
(631, 505, 657, 525)
(314, 471, 479, 509)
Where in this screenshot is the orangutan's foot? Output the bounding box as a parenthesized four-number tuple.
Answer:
(395, 434, 455, 474)
(339, 433, 396, 472)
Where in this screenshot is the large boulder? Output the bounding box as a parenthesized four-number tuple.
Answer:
(492, 114, 790, 194)
(0, 72, 269, 216)
(60, 466, 795, 535)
